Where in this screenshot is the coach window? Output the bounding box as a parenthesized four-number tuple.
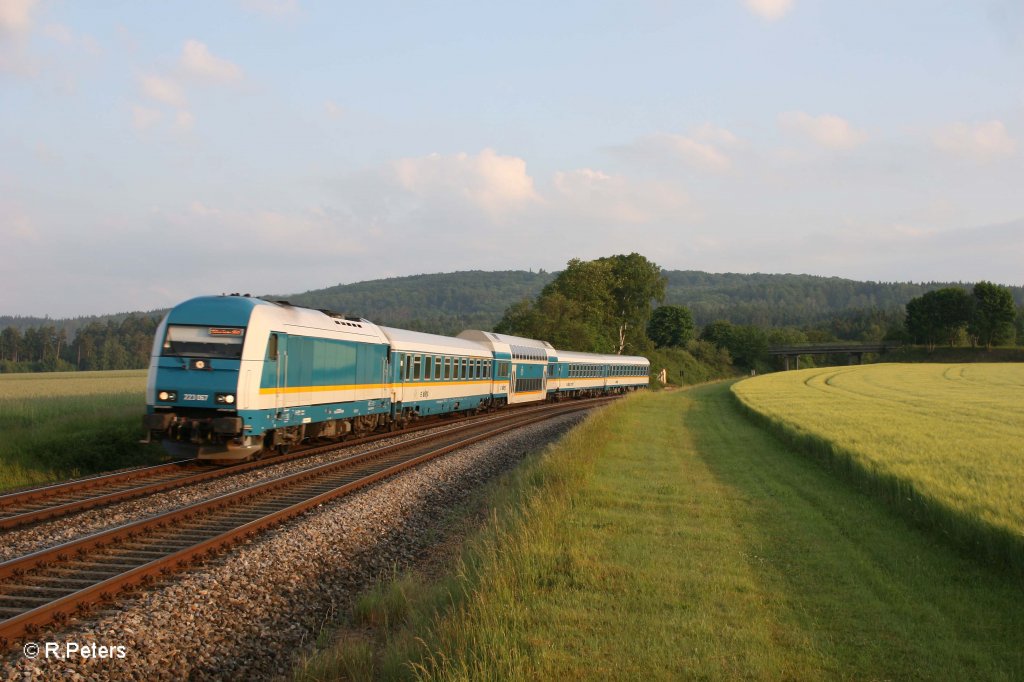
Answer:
(442, 357, 449, 380)
(425, 356, 434, 381)
(461, 358, 467, 379)
(434, 356, 442, 380)
(413, 355, 421, 381)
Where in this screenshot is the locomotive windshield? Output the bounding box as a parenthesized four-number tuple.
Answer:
(162, 325, 245, 359)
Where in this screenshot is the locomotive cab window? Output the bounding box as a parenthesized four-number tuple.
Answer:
(266, 333, 278, 361)
(163, 325, 245, 359)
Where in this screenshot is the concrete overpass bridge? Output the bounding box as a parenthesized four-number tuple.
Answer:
(766, 342, 903, 370)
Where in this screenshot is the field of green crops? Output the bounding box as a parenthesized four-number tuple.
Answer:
(732, 363, 1024, 571)
(0, 370, 164, 491)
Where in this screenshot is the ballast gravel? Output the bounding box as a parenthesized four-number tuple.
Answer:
(0, 416, 533, 563)
(1, 412, 586, 681)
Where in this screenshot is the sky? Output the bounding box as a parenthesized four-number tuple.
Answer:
(1, 0, 1022, 317)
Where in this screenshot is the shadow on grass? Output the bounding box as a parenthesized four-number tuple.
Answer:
(686, 382, 1024, 680)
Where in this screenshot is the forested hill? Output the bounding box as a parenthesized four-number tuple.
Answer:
(275, 270, 1024, 331)
(270, 270, 554, 335)
(4, 269, 1023, 336)
(662, 272, 1024, 326)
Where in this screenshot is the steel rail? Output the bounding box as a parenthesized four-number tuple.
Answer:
(0, 398, 611, 646)
(0, 401, 571, 531)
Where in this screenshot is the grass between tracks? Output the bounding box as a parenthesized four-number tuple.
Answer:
(294, 384, 1024, 681)
(0, 370, 165, 491)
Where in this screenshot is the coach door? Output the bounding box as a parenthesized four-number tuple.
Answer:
(265, 332, 290, 422)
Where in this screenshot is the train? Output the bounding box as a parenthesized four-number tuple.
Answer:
(142, 294, 650, 463)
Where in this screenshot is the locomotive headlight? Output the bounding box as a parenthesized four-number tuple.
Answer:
(215, 393, 236, 405)
(157, 390, 177, 402)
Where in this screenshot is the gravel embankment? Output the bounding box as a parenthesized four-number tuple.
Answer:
(2, 412, 586, 681)
(0, 417, 529, 563)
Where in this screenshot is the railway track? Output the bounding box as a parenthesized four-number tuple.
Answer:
(0, 398, 611, 647)
(0, 402, 573, 532)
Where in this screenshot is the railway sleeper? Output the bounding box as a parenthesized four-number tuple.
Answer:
(0, 594, 58, 605)
(36, 568, 119, 580)
(18, 575, 97, 587)
(2, 585, 77, 597)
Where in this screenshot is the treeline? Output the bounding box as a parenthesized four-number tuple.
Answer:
(273, 270, 554, 336)
(3, 267, 1023, 375)
(0, 316, 160, 373)
(905, 282, 1019, 349)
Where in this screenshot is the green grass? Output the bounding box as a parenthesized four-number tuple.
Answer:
(0, 370, 166, 491)
(293, 385, 1024, 680)
(732, 364, 1024, 573)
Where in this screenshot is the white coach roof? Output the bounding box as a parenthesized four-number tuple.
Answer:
(380, 327, 491, 356)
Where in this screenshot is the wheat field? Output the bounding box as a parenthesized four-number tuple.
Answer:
(732, 363, 1024, 568)
(0, 370, 152, 490)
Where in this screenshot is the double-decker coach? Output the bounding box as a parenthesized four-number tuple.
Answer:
(457, 330, 555, 406)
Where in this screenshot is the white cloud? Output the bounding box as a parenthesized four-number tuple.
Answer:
(551, 168, 690, 225)
(779, 111, 867, 149)
(661, 134, 732, 171)
(180, 39, 242, 82)
(324, 100, 345, 118)
(132, 105, 162, 130)
(394, 148, 540, 218)
(0, 0, 36, 35)
(744, 0, 794, 21)
(140, 73, 186, 107)
(610, 125, 740, 172)
(934, 120, 1016, 161)
(175, 110, 195, 131)
(42, 23, 72, 44)
(693, 123, 742, 148)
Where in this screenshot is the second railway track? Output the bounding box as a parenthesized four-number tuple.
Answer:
(0, 398, 611, 647)
(0, 401, 583, 532)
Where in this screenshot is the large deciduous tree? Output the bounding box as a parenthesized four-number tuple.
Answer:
(905, 287, 972, 349)
(647, 305, 695, 348)
(970, 281, 1016, 348)
(495, 253, 665, 354)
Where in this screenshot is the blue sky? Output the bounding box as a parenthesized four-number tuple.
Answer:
(1, 0, 1022, 317)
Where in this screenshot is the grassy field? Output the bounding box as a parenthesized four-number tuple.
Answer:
(0, 370, 164, 491)
(732, 363, 1024, 572)
(295, 385, 1024, 680)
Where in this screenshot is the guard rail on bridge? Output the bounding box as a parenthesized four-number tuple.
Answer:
(766, 342, 903, 370)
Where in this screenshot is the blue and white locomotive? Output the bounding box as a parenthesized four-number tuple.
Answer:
(143, 294, 649, 463)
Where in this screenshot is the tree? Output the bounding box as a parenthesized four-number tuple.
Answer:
(647, 305, 695, 348)
(905, 287, 972, 349)
(604, 253, 666, 354)
(496, 253, 666, 354)
(700, 320, 734, 348)
(970, 281, 1016, 348)
(0, 326, 19, 362)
